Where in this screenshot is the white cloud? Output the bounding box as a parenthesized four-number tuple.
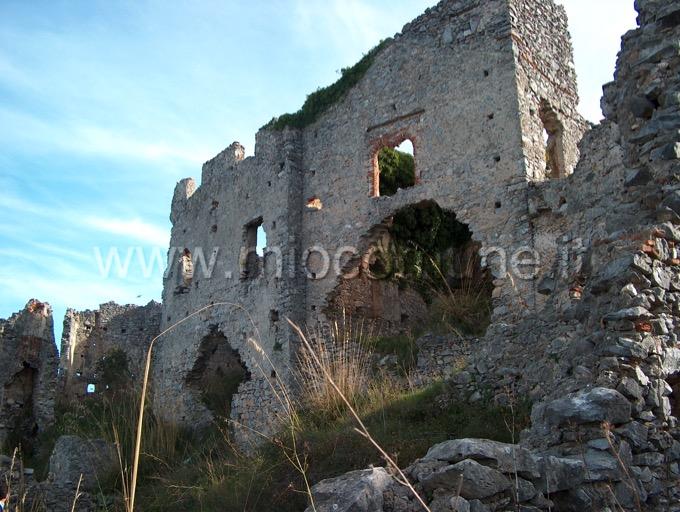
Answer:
(0, 106, 210, 164)
(293, 0, 431, 61)
(72, 124, 210, 164)
(0, 190, 170, 248)
(84, 216, 169, 247)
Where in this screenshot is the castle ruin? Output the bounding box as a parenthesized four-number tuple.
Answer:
(1, 0, 679, 509)
(153, 0, 588, 440)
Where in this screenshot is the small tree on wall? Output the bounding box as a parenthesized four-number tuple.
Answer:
(378, 146, 416, 196)
(95, 348, 132, 394)
(365, 201, 493, 335)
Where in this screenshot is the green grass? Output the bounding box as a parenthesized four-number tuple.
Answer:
(133, 381, 531, 512)
(263, 40, 390, 130)
(364, 334, 419, 372)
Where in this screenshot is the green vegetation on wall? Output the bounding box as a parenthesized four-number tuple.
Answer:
(95, 348, 132, 393)
(366, 201, 493, 335)
(263, 40, 390, 130)
(368, 201, 472, 285)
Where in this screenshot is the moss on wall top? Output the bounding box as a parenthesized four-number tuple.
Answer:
(263, 39, 391, 131)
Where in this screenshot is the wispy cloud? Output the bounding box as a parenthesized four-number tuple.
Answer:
(0, 190, 169, 248)
(293, 0, 431, 61)
(0, 106, 210, 164)
(84, 216, 169, 247)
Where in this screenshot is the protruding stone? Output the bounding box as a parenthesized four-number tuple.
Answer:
(421, 459, 511, 500)
(305, 468, 393, 512)
(538, 387, 632, 427)
(424, 439, 539, 479)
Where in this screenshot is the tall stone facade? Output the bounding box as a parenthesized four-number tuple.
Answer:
(59, 301, 162, 401)
(302, 0, 680, 510)
(154, 0, 587, 441)
(0, 300, 58, 451)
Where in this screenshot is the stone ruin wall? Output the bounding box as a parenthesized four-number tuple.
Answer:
(59, 301, 162, 401)
(0, 300, 58, 451)
(154, 134, 305, 441)
(395, 0, 680, 509)
(0, 299, 162, 453)
(298, 0, 585, 327)
(1, 0, 677, 509)
(155, 0, 680, 507)
(153, 0, 585, 443)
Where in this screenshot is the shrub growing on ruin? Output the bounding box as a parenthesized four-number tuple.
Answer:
(378, 146, 416, 196)
(264, 40, 390, 130)
(365, 201, 493, 335)
(95, 348, 132, 394)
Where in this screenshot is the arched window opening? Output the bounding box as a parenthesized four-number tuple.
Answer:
(373, 138, 416, 197)
(186, 329, 250, 418)
(327, 200, 493, 337)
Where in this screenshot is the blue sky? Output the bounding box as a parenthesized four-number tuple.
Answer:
(0, 0, 636, 343)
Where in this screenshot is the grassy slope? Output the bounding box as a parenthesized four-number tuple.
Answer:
(138, 382, 530, 512)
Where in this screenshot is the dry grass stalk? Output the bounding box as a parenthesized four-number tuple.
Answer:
(128, 301, 245, 512)
(602, 422, 642, 512)
(69, 474, 83, 512)
(297, 314, 373, 416)
(287, 318, 432, 512)
(243, 335, 316, 511)
(3, 448, 47, 512)
(126, 300, 319, 512)
(424, 251, 491, 337)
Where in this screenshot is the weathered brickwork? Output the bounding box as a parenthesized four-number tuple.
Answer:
(59, 301, 161, 401)
(307, 1, 680, 510)
(153, 0, 583, 443)
(0, 300, 58, 450)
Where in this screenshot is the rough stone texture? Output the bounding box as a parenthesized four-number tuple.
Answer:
(8, 436, 118, 512)
(59, 301, 161, 400)
(533, 387, 632, 428)
(153, 0, 585, 444)
(268, 0, 680, 510)
(0, 300, 58, 450)
(47, 435, 117, 492)
(421, 459, 511, 500)
(304, 467, 393, 512)
(3, 0, 678, 510)
(424, 438, 539, 478)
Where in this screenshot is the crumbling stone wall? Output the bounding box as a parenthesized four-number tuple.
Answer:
(372, 0, 680, 509)
(59, 301, 161, 401)
(511, 0, 589, 182)
(154, 0, 584, 442)
(0, 300, 58, 451)
(154, 0, 680, 507)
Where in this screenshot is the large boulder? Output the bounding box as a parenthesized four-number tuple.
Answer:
(423, 438, 540, 479)
(535, 455, 586, 493)
(534, 387, 631, 428)
(421, 459, 511, 500)
(305, 467, 393, 512)
(48, 435, 118, 492)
